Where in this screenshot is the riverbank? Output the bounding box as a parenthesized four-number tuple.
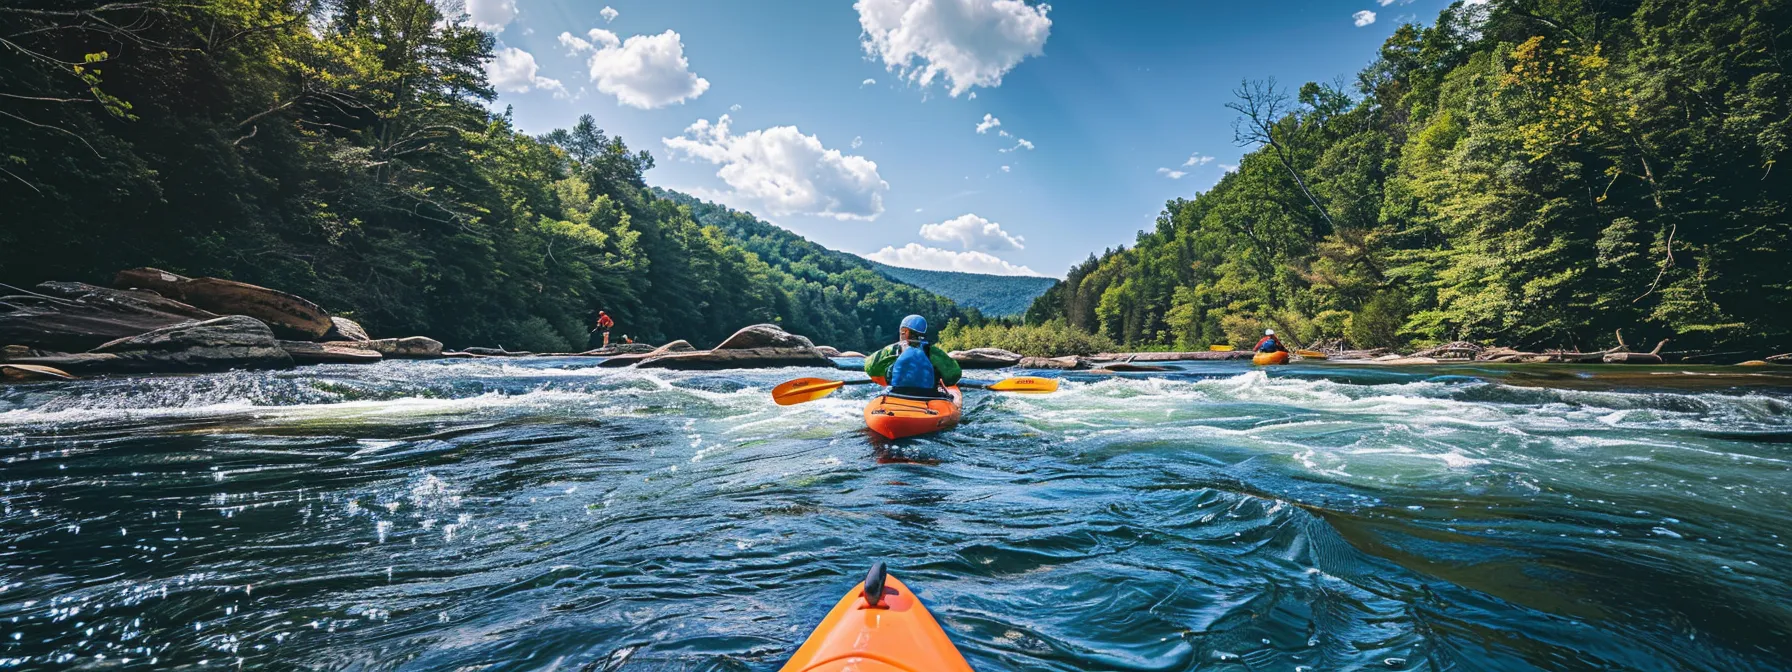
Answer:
(5, 271, 1787, 384)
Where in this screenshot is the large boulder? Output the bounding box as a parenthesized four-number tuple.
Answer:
(0, 282, 219, 351)
(323, 317, 371, 341)
(332, 336, 443, 359)
(1019, 355, 1086, 370)
(837, 351, 867, 358)
(949, 348, 1024, 369)
(714, 324, 815, 350)
(279, 340, 383, 364)
(40, 316, 296, 372)
(632, 347, 833, 370)
(816, 345, 843, 357)
(580, 343, 656, 356)
(114, 268, 333, 340)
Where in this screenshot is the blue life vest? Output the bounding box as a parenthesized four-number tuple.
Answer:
(887, 342, 938, 390)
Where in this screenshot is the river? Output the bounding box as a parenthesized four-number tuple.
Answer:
(1, 359, 1789, 671)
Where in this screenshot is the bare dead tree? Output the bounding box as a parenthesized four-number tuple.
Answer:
(1227, 78, 1339, 233)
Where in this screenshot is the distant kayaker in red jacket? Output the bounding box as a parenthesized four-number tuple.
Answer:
(1254, 329, 1288, 353)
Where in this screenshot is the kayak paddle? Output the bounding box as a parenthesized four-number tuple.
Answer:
(771, 376, 1060, 405)
(771, 377, 875, 406)
(961, 377, 1060, 394)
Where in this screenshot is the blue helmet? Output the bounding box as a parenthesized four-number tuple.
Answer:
(900, 314, 928, 334)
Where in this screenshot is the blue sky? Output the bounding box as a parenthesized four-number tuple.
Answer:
(474, 0, 1457, 278)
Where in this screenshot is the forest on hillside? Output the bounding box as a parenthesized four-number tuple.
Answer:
(0, 0, 969, 353)
(864, 261, 1058, 317)
(1030, 0, 1790, 355)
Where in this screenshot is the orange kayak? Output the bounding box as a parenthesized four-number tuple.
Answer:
(1253, 351, 1289, 365)
(781, 563, 975, 672)
(863, 386, 962, 440)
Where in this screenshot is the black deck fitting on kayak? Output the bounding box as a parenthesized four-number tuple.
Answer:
(864, 561, 888, 608)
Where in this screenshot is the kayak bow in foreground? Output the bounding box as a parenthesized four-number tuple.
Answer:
(781, 562, 975, 672)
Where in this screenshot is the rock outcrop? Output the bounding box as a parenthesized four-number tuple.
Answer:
(949, 348, 1024, 369)
(0, 282, 219, 351)
(279, 340, 383, 364)
(816, 345, 842, 357)
(335, 336, 443, 359)
(6, 316, 293, 373)
(837, 351, 866, 358)
(323, 317, 371, 341)
(1019, 355, 1085, 370)
(715, 323, 815, 350)
(114, 268, 333, 339)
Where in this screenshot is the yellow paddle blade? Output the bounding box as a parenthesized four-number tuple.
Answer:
(771, 377, 847, 406)
(1294, 349, 1328, 360)
(985, 377, 1060, 394)
(1208, 345, 1236, 352)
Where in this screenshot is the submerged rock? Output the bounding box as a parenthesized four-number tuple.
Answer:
(949, 348, 1024, 369)
(114, 267, 333, 340)
(632, 347, 833, 370)
(0, 282, 219, 351)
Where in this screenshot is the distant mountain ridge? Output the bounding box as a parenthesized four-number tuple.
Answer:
(863, 261, 1058, 318)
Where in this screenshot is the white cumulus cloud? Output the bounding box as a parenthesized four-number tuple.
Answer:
(563, 29, 709, 109)
(465, 0, 517, 30)
(862, 78, 877, 86)
(730, 103, 742, 111)
(852, 135, 864, 148)
(1000, 165, 1010, 172)
(998, 138, 1033, 152)
(1157, 167, 1187, 179)
(866, 243, 1039, 276)
(486, 47, 566, 97)
(918, 213, 1024, 251)
(663, 115, 889, 221)
(855, 0, 1052, 97)
(1183, 154, 1215, 167)
(975, 113, 1001, 134)
(599, 5, 619, 22)
(1353, 10, 1377, 26)
(1220, 163, 1239, 173)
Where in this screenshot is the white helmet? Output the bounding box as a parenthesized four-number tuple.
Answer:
(1265, 329, 1275, 336)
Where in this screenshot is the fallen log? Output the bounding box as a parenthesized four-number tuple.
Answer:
(1604, 338, 1669, 364)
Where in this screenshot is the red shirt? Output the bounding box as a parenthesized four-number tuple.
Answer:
(597, 314, 614, 328)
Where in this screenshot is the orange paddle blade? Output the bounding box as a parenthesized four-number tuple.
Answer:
(772, 378, 849, 406)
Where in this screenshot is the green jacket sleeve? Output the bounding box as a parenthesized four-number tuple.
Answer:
(928, 345, 962, 385)
(864, 344, 899, 380)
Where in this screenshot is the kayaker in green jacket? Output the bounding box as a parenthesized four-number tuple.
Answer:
(865, 315, 962, 398)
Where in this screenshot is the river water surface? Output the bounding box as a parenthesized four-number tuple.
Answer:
(1, 359, 1789, 671)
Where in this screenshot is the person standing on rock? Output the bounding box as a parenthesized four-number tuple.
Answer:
(865, 315, 961, 398)
(592, 310, 615, 348)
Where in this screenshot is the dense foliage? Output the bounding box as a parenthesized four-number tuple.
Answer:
(1029, 0, 1791, 354)
(864, 261, 1058, 317)
(0, 0, 967, 353)
(937, 319, 1116, 358)
(657, 189, 978, 349)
